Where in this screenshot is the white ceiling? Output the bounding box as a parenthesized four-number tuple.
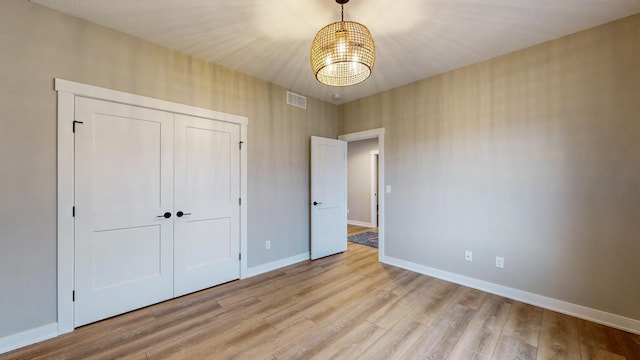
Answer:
(32, 0, 640, 104)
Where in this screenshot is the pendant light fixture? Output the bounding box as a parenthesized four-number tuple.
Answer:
(310, 0, 376, 87)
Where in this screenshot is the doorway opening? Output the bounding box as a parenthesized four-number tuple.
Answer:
(339, 128, 385, 261)
(346, 138, 378, 229)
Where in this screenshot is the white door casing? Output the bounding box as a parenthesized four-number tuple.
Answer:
(310, 136, 347, 260)
(174, 114, 240, 297)
(338, 128, 385, 262)
(371, 150, 379, 228)
(74, 98, 175, 326)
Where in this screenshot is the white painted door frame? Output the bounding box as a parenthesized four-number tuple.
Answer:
(338, 128, 385, 261)
(55, 79, 248, 335)
(370, 150, 379, 228)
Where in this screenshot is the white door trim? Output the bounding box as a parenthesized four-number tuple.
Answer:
(370, 150, 379, 228)
(55, 79, 248, 335)
(338, 128, 385, 262)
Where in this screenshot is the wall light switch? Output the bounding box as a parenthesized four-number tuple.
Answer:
(496, 256, 504, 268)
(465, 251, 473, 262)
(386, 185, 391, 193)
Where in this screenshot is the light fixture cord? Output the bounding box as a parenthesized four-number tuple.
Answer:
(341, 4, 344, 21)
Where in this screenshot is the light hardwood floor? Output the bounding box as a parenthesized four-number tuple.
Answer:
(2, 243, 639, 360)
(347, 224, 378, 236)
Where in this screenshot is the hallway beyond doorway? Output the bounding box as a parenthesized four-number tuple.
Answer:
(347, 224, 378, 237)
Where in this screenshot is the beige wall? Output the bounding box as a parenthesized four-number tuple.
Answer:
(347, 138, 378, 225)
(0, 0, 337, 338)
(339, 14, 640, 320)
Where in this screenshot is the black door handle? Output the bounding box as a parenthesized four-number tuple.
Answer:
(176, 211, 192, 217)
(313, 201, 322, 206)
(157, 212, 172, 219)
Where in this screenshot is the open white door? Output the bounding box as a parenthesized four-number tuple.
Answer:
(310, 136, 347, 260)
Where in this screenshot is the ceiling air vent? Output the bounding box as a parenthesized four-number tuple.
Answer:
(287, 91, 307, 109)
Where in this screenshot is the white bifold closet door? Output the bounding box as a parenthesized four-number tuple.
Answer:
(73, 97, 240, 327)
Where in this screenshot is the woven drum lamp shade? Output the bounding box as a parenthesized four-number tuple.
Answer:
(310, 3, 375, 87)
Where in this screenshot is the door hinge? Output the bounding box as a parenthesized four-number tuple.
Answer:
(72, 291, 75, 302)
(239, 198, 241, 206)
(72, 206, 75, 217)
(239, 253, 241, 261)
(239, 141, 244, 150)
(72, 120, 84, 133)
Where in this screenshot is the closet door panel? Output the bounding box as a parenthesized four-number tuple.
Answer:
(74, 97, 174, 327)
(174, 114, 240, 297)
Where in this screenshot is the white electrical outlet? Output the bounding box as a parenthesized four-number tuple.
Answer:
(496, 256, 504, 268)
(465, 250, 473, 262)
(266, 240, 271, 250)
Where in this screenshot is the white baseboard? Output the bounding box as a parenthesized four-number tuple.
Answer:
(347, 220, 375, 228)
(0, 322, 58, 355)
(381, 255, 640, 335)
(244, 252, 309, 278)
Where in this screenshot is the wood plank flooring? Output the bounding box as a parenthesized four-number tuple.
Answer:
(347, 224, 378, 236)
(2, 242, 639, 360)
